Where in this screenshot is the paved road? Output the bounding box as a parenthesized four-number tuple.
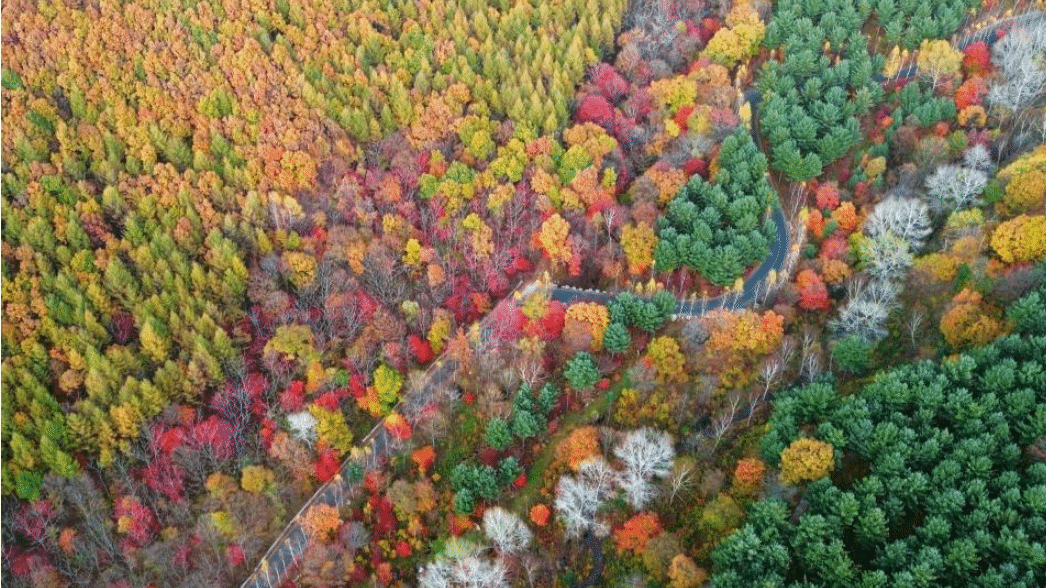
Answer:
(552, 207, 788, 316)
(239, 357, 461, 588)
(574, 531, 606, 588)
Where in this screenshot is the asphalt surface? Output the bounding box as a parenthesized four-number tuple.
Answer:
(551, 207, 789, 316)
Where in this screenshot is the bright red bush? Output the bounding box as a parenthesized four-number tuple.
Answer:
(192, 416, 236, 461)
(576, 94, 616, 128)
(408, 334, 434, 364)
(592, 63, 630, 102)
(815, 183, 840, 210)
(962, 41, 991, 76)
(683, 158, 708, 178)
(314, 447, 340, 482)
(541, 302, 566, 339)
(279, 380, 306, 412)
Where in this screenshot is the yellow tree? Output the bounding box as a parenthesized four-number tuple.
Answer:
(537, 213, 572, 267)
(991, 215, 1046, 264)
(645, 336, 688, 384)
(780, 437, 834, 484)
(621, 222, 658, 275)
(917, 40, 963, 88)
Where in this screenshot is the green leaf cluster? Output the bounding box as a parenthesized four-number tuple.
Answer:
(656, 128, 778, 284)
(713, 302, 1046, 587)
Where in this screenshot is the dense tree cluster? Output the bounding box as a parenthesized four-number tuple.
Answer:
(654, 127, 778, 285)
(713, 286, 1046, 587)
(758, 0, 979, 180)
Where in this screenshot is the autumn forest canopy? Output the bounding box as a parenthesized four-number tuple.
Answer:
(2, 0, 1045, 586)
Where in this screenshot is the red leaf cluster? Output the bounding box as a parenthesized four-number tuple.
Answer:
(280, 380, 306, 412)
(954, 77, 987, 110)
(408, 334, 434, 364)
(192, 416, 236, 461)
(592, 63, 630, 102)
(962, 42, 991, 76)
(815, 183, 840, 210)
(796, 269, 831, 311)
(576, 94, 616, 128)
(314, 447, 340, 482)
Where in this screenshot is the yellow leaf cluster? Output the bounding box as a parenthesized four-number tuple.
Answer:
(309, 405, 355, 455)
(779, 437, 834, 485)
(282, 251, 317, 290)
(703, 18, 765, 69)
(650, 75, 696, 114)
(427, 310, 453, 354)
(645, 336, 688, 384)
(403, 238, 422, 267)
(240, 465, 274, 494)
(565, 302, 610, 348)
(991, 215, 1046, 264)
(916, 40, 963, 82)
(538, 213, 572, 265)
(622, 222, 659, 275)
(998, 147, 1046, 214)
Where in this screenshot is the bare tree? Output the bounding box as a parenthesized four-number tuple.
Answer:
(418, 554, 509, 588)
(709, 394, 740, 448)
(482, 507, 532, 556)
(907, 310, 925, 350)
(857, 231, 914, 281)
(963, 144, 995, 173)
(613, 428, 674, 480)
(666, 460, 695, 506)
(287, 410, 318, 445)
(864, 197, 932, 250)
(554, 457, 618, 539)
(924, 164, 988, 213)
(751, 356, 783, 421)
(988, 17, 1046, 113)
(831, 278, 900, 341)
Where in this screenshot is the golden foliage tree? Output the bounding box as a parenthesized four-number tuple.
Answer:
(645, 336, 688, 384)
(939, 288, 1005, 350)
(779, 437, 834, 485)
(621, 222, 659, 275)
(991, 215, 1046, 264)
(556, 426, 600, 472)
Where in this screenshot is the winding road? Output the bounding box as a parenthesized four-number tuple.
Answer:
(236, 6, 1046, 586)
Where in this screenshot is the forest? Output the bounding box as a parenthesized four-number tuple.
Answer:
(1, 0, 1044, 586)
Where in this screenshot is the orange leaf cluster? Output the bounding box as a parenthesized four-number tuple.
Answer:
(301, 504, 342, 542)
(702, 310, 785, 388)
(732, 457, 766, 490)
(556, 426, 601, 472)
(939, 288, 1005, 350)
(383, 412, 412, 440)
(530, 504, 550, 527)
(831, 202, 859, 233)
(411, 446, 435, 475)
(614, 512, 662, 556)
(564, 302, 611, 351)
